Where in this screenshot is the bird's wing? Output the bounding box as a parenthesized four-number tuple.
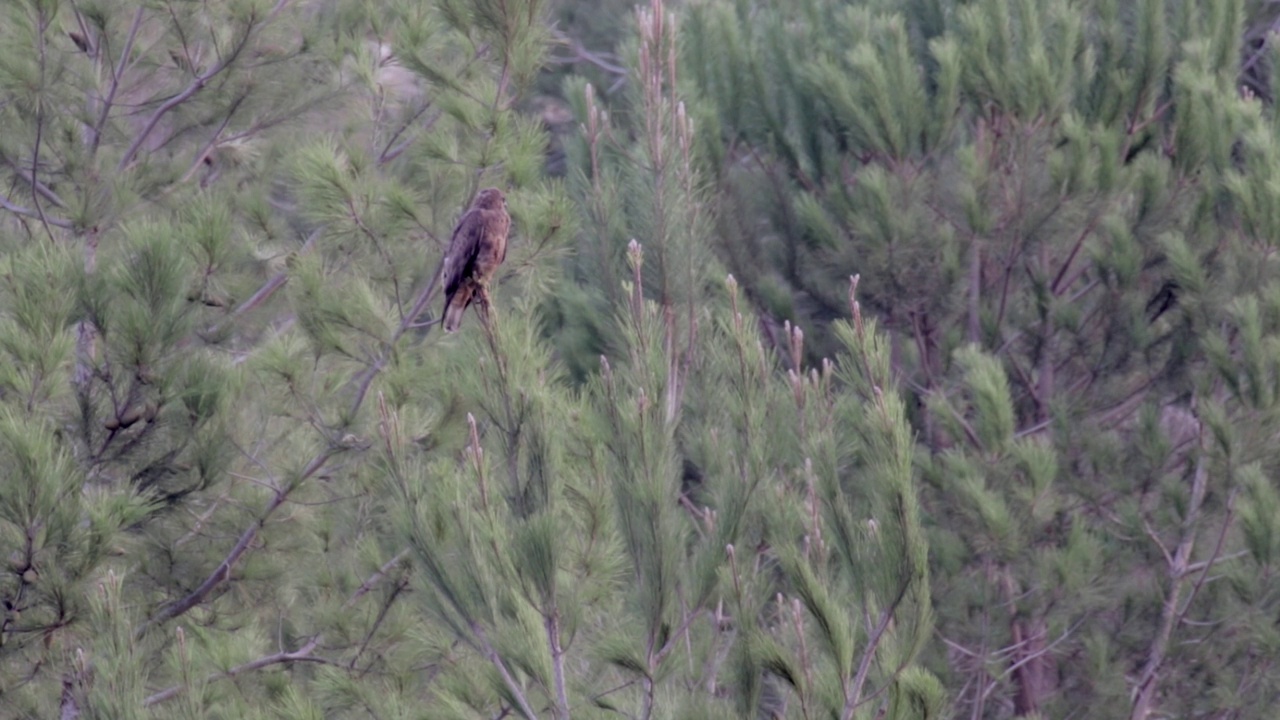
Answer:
(441, 208, 486, 298)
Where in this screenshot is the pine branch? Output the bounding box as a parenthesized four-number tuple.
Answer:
(473, 623, 539, 720)
(548, 29, 629, 77)
(1172, 487, 1238, 618)
(377, 101, 439, 165)
(545, 610, 570, 718)
(201, 227, 321, 337)
(348, 577, 409, 672)
(1242, 17, 1280, 76)
(1049, 211, 1103, 296)
(116, 0, 286, 172)
(1130, 450, 1209, 720)
(173, 92, 247, 185)
(143, 210, 417, 634)
(0, 192, 73, 228)
(999, 619, 1085, 680)
(142, 636, 330, 707)
(18, 0, 44, 229)
(343, 548, 411, 609)
(841, 607, 895, 720)
(141, 538, 413, 708)
(137, 447, 339, 635)
(1, 158, 68, 208)
(88, 6, 145, 156)
(347, 267, 444, 418)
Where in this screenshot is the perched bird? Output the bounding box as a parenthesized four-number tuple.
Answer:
(440, 187, 510, 332)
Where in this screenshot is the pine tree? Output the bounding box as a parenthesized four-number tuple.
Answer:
(367, 2, 943, 717)
(545, 0, 718, 380)
(3, 0, 944, 717)
(684, 0, 1280, 717)
(1, 0, 568, 715)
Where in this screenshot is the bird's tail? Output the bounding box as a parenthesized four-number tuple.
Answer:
(443, 286, 473, 332)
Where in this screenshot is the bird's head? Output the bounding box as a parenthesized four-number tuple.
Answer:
(475, 187, 507, 210)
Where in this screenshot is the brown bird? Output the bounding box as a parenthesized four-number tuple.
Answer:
(440, 187, 510, 332)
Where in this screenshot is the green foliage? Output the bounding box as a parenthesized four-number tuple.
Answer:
(546, 1, 719, 380)
(682, 0, 1280, 716)
(9, 0, 1278, 716)
(0, 0, 572, 715)
(360, 227, 938, 719)
(1, 1, 941, 718)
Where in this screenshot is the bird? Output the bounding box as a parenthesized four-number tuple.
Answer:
(439, 187, 510, 332)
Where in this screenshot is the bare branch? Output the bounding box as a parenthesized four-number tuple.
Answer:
(146, 541, 414, 708)
(28, 7, 58, 241)
(1174, 489, 1238, 617)
(348, 577, 409, 672)
(999, 619, 1086, 680)
(2, 159, 68, 208)
(842, 607, 896, 720)
(0, 192, 73, 228)
(546, 610, 571, 719)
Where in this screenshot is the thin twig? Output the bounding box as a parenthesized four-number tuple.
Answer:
(89, 6, 145, 156)
(548, 29, 628, 77)
(174, 93, 247, 185)
(1242, 17, 1280, 75)
(343, 548, 411, 609)
(842, 578, 913, 720)
(377, 101, 437, 165)
(148, 542, 418, 706)
(999, 618, 1085, 679)
(200, 227, 321, 338)
(348, 577, 409, 672)
(1130, 450, 1209, 720)
(30, 8, 55, 241)
(345, 263, 446, 418)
